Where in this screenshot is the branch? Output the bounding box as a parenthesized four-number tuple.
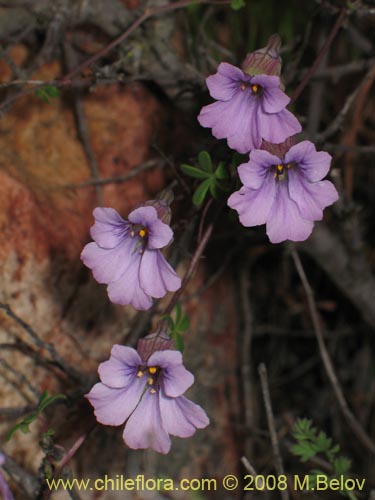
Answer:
(0, 303, 83, 383)
(291, 248, 375, 456)
(258, 363, 290, 500)
(162, 223, 213, 317)
(292, 7, 347, 102)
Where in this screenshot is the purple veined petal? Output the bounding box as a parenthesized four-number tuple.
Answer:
(107, 252, 153, 310)
(251, 75, 290, 113)
(238, 150, 281, 189)
(160, 364, 194, 397)
(148, 350, 194, 397)
(206, 62, 247, 101)
(198, 91, 261, 153)
(228, 171, 277, 227)
(285, 141, 332, 182)
(147, 218, 173, 249)
(290, 171, 338, 220)
(159, 392, 209, 438)
(81, 235, 136, 284)
(85, 378, 146, 426)
(128, 206, 158, 227)
(90, 207, 129, 249)
(139, 250, 181, 298)
(259, 108, 302, 144)
(251, 74, 280, 89)
(266, 182, 314, 243)
(123, 390, 171, 454)
(98, 345, 142, 388)
(288, 169, 339, 221)
(148, 349, 183, 368)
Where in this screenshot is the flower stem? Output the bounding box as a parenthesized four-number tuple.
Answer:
(162, 223, 213, 318)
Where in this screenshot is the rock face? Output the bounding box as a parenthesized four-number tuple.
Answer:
(0, 54, 239, 498)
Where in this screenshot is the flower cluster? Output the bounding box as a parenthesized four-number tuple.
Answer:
(86, 339, 209, 454)
(82, 197, 208, 454)
(198, 36, 338, 243)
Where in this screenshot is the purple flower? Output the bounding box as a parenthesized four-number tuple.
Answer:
(228, 140, 339, 243)
(0, 454, 14, 500)
(86, 345, 209, 454)
(197, 63, 301, 153)
(81, 206, 181, 310)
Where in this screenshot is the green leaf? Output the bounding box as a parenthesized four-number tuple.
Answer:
(193, 178, 211, 206)
(214, 162, 229, 180)
(34, 85, 59, 103)
(174, 332, 184, 352)
(174, 303, 182, 325)
(181, 164, 210, 179)
(178, 314, 190, 332)
(290, 442, 317, 462)
(231, 0, 246, 10)
(198, 151, 212, 173)
(6, 391, 66, 441)
(333, 457, 351, 475)
(208, 178, 220, 199)
(38, 392, 66, 413)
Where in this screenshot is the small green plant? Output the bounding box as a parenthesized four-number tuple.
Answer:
(230, 0, 246, 10)
(291, 419, 357, 499)
(163, 303, 190, 352)
(181, 151, 228, 206)
(34, 85, 59, 103)
(6, 391, 66, 440)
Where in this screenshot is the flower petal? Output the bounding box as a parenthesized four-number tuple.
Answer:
(288, 169, 339, 221)
(128, 206, 158, 226)
(159, 393, 209, 438)
(285, 141, 332, 182)
(206, 62, 246, 101)
(251, 75, 290, 113)
(148, 350, 194, 397)
(266, 183, 314, 243)
(98, 345, 142, 388)
(259, 108, 302, 144)
(238, 150, 281, 189)
(147, 218, 173, 249)
(148, 349, 183, 367)
(228, 172, 277, 227)
(107, 251, 153, 310)
(90, 207, 129, 249)
(85, 379, 145, 426)
(81, 236, 136, 284)
(198, 91, 261, 153)
(123, 390, 171, 454)
(139, 250, 181, 298)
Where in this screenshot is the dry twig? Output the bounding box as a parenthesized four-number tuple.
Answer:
(258, 363, 290, 500)
(291, 248, 375, 455)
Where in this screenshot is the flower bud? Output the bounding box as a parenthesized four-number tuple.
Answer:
(242, 34, 282, 76)
(138, 188, 174, 225)
(137, 331, 173, 362)
(261, 136, 297, 158)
